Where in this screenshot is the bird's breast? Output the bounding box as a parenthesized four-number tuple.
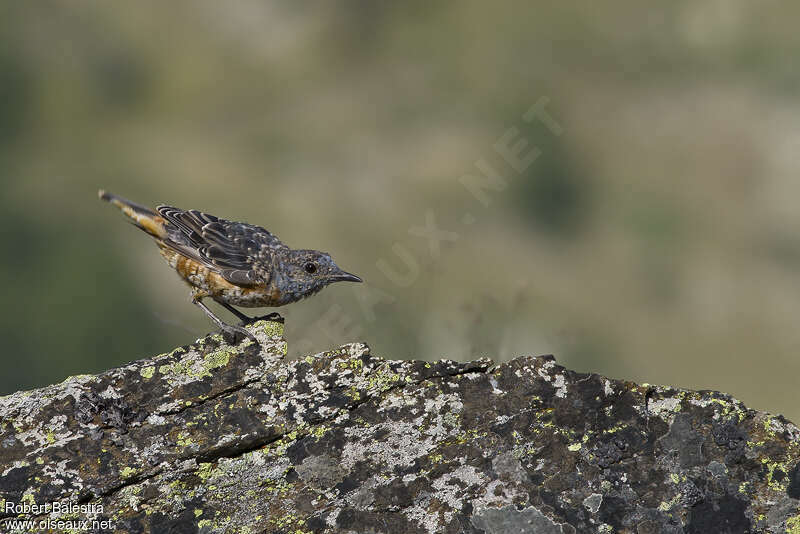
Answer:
(157, 245, 283, 307)
(217, 284, 284, 307)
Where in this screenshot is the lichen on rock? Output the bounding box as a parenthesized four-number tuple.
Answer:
(0, 319, 799, 533)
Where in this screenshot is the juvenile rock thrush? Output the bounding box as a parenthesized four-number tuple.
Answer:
(99, 190, 362, 344)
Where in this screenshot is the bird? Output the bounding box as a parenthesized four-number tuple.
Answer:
(98, 190, 362, 345)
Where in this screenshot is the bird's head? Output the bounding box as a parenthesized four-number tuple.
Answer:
(281, 249, 362, 302)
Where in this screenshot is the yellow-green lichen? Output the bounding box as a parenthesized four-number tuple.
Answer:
(261, 477, 295, 498)
(120, 466, 137, 478)
(201, 349, 234, 375)
(196, 462, 216, 482)
(761, 458, 792, 492)
(271, 512, 310, 531)
(706, 398, 746, 423)
(260, 427, 306, 457)
(337, 358, 364, 372)
(309, 425, 330, 439)
(453, 428, 487, 444)
(601, 422, 629, 435)
(176, 432, 193, 446)
(657, 492, 681, 512)
(254, 320, 284, 338)
(366, 367, 402, 393)
(762, 416, 781, 440)
(786, 514, 800, 534)
(159, 347, 235, 381)
(140, 366, 156, 379)
(159, 361, 190, 378)
(345, 387, 361, 401)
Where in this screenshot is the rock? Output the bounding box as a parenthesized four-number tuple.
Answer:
(0, 320, 799, 533)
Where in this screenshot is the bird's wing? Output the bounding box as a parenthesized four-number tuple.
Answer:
(156, 206, 284, 286)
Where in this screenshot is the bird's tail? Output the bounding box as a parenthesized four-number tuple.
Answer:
(98, 189, 167, 239)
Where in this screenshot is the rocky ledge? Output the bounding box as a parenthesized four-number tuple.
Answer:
(0, 320, 799, 533)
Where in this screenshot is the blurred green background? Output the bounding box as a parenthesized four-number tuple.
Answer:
(2, 1, 800, 423)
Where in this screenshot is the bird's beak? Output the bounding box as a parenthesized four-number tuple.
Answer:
(331, 271, 363, 283)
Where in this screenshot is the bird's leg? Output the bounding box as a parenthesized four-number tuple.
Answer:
(192, 298, 258, 345)
(216, 301, 252, 324)
(215, 300, 284, 325)
(215, 301, 283, 324)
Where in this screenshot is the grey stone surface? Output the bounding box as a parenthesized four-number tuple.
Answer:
(1, 319, 799, 533)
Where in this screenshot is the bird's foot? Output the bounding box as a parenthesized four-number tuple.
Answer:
(236, 312, 284, 326)
(220, 323, 259, 346)
(253, 312, 284, 324)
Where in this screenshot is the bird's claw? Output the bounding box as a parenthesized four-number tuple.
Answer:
(221, 324, 259, 346)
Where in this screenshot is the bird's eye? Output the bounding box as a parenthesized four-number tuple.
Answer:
(304, 262, 317, 274)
